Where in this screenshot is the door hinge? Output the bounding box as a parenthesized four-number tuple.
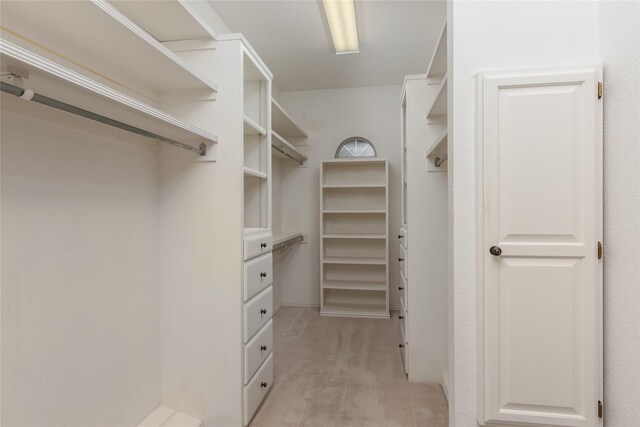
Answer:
(598, 241, 603, 259)
(598, 400, 603, 418)
(598, 82, 603, 99)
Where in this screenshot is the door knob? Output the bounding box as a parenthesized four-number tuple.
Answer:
(260, 272, 267, 278)
(399, 316, 404, 320)
(260, 309, 267, 314)
(261, 382, 268, 388)
(398, 286, 404, 291)
(399, 344, 404, 348)
(489, 246, 502, 256)
(398, 235, 404, 239)
(398, 258, 404, 262)
(260, 242, 267, 248)
(260, 345, 267, 351)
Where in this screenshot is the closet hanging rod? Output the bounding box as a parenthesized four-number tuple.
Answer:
(272, 144, 304, 165)
(0, 81, 207, 156)
(272, 234, 304, 252)
(435, 154, 448, 167)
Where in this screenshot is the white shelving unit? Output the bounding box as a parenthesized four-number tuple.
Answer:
(320, 159, 389, 318)
(0, 0, 218, 103)
(270, 97, 308, 166)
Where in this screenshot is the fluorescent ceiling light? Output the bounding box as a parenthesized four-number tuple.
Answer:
(322, 0, 359, 54)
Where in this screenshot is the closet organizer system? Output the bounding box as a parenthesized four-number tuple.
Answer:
(0, 1, 306, 425)
(398, 21, 449, 391)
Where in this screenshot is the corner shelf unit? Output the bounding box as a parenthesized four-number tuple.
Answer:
(320, 159, 389, 318)
(0, 0, 218, 103)
(425, 22, 448, 172)
(271, 98, 308, 165)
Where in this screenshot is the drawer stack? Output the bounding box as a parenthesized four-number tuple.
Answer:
(243, 232, 274, 425)
(397, 226, 408, 374)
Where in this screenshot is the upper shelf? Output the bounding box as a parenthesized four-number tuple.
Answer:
(426, 22, 447, 84)
(0, 39, 218, 157)
(272, 131, 307, 165)
(107, 0, 217, 42)
(426, 75, 448, 124)
(426, 129, 448, 159)
(271, 98, 308, 138)
(0, 0, 217, 102)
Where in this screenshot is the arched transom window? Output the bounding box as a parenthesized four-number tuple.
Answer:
(335, 137, 376, 158)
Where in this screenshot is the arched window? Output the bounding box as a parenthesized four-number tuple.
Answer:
(335, 137, 376, 158)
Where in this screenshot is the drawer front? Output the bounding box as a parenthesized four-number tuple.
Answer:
(399, 227, 408, 249)
(400, 298, 407, 337)
(399, 245, 407, 279)
(244, 253, 273, 302)
(244, 233, 273, 261)
(244, 353, 274, 425)
(244, 320, 273, 384)
(399, 323, 408, 374)
(399, 273, 408, 309)
(244, 286, 273, 342)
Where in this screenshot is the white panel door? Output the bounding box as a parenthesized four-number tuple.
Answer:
(477, 67, 602, 427)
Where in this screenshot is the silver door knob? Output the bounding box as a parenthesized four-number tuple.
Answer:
(489, 246, 502, 256)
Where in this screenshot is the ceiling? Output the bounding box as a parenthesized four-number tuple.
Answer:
(209, 0, 446, 92)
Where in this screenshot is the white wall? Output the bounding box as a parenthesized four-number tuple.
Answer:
(599, 1, 640, 424)
(0, 96, 161, 425)
(278, 85, 402, 308)
(448, 1, 601, 425)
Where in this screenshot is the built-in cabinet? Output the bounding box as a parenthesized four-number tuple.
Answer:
(397, 21, 448, 386)
(320, 159, 390, 318)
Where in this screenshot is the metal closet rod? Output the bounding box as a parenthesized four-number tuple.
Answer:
(0, 81, 206, 156)
(435, 154, 448, 167)
(272, 144, 304, 165)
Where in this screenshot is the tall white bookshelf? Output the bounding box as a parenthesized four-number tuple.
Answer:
(320, 159, 389, 318)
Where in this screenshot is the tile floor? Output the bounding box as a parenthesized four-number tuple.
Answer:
(250, 306, 448, 427)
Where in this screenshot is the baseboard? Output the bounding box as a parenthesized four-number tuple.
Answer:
(273, 301, 285, 315)
(441, 371, 450, 403)
(281, 301, 320, 308)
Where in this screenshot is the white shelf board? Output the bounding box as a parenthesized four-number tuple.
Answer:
(273, 231, 303, 246)
(243, 167, 267, 180)
(271, 97, 307, 137)
(244, 115, 267, 136)
(0, 39, 217, 153)
(322, 184, 386, 189)
(426, 21, 447, 83)
(1, 0, 217, 100)
(108, 0, 217, 42)
(322, 257, 387, 265)
(322, 281, 386, 291)
(321, 302, 389, 319)
(272, 131, 307, 164)
(426, 75, 448, 123)
(426, 129, 448, 158)
(244, 227, 270, 236)
(322, 234, 386, 239)
(323, 210, 385, 214)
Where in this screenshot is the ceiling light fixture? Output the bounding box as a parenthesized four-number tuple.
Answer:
(322, 0, 359, 55)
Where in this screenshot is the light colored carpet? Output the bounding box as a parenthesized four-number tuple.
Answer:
(250, 306, 448, 427)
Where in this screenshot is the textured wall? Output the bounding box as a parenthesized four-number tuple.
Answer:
(1, 97, 161, 425)
(599, 1, 640, 424)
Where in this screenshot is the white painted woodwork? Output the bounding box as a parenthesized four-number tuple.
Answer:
(426, 22, 447, 84)
(398, 70, 448, 383)
(477, 67, 603, 426)
(243, 253, 273, 302)
(244, 320, 273, 383)
(271, 98, 308, 137)
(243, 353, 274, 425)
(0, 39, 218, 158)
(244, 286, 273, 343)
(320, 159, 389, 318)
(0, 0, 217, 102)
(244, 233, 274, 261)
(137, 406, 202, 427)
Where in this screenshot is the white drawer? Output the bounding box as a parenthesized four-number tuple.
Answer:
(244, 319, 273, 384)
(398, 273, 408, 308)
(244, 253, 273, 302)
(399, 323, 407, 374)
(244, 286, 272, 342)
(244, 353, 273, 426)
(244, 233, 273, 261)
(399, 245, 407, 279)
(398, 227, 408, 249)
(400, 298, 407, 335)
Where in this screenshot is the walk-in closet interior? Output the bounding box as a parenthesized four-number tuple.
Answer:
(2, 1, 639, 426)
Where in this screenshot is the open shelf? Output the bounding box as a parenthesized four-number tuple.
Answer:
(323, 257, 386, 265)
(322, 289, 388, 318)
(271, 98, 307, 137)
(108, 1, 217, 42)
(323, 234, 386, 239)
(243, 167, 267, 180)
(244, 115, 267, 136)
(426, 75, 448, 123)
(323, 187, 386, 211)
(426, 129, 448, 158)
(0, 40, 217, 154)
(426, 22, 447, 84)
(272, 130, 307, 164)
(1, 0, 217, 101)
(322, 159, 387, 187)
(322, 184, 386, 189)
(322, 280, 387, 291)
(323, 210, 385, 214)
